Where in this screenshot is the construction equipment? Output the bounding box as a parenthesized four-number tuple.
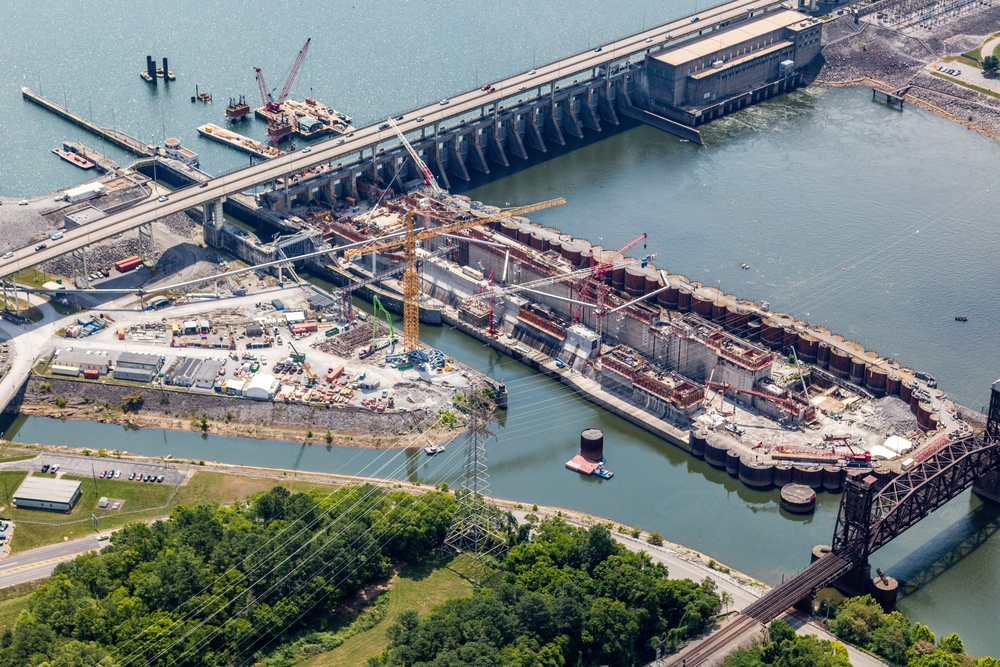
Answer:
(302, 362, 318, 386)
(254, 37, 311, 146)
(387, 118, 444, 199)
(706, 380, 815, 424)
(372, 294, 396, 350)
(288, 341, 306, 364)
(345, 198, 565, 352)
(340, 243, 457, 317)
(824, 435, 873, 466)
(583, 233, 648, 336)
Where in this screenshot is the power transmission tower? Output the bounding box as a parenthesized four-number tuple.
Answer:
(444, 383, 509, 568)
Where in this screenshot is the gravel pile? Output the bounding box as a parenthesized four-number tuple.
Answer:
(40, 238, 146, 277)
(158, 211, 201, 241)
(858, 397, 920, 434)
(0, 200, 60, 250)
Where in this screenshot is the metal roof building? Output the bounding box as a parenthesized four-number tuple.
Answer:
(116, 352, 163, 371)
(13, 476, 83, 512)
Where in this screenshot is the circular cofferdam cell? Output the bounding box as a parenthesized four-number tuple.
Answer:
(872, 467, 896, 486)
(773, 464, 794, 487)
(703, 437, 729, 468)
(865, 365, 888, 397)
(739, 454, 775, 488)
(849, 357, 867, 384)
(783, 327, 799, 352)
(612, 266, 626, 291)
(811, 544, 833, 563)
(678, 289, 693, 312)
(927, 413, 938, 431)
(900, 381, 914, 403)
(689, 429, 707, 458)
(871, 574, 899, 612)
(780, 483, 817, 514)
(499, 220, 519, 239)
(726, 307, 750, 336)
(745, 319, 762, 342)
(761, 319, 784, 350)
(660, 284, 677, 308)
(624, 267, 645, 296)
(817, 342, 831, 369)
(529, 231, 548, 252)
(917, 402, 934, 430)
(792, 465, 824, 489)
(645, 272, 661, 296)
(692, 293, 714, 317)
(516, 226, 532, 245)
(796, 334, 819, 363)
(823, 465, 846, 491)
(712, 300, 728, 324)
(830, 348, 851, 378)
(886, 374, 902, 396)
(908, 390, 921, 414)
(580, 428, 604, 461)
(726, 449, 741, 477)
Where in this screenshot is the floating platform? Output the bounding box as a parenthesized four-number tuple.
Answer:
(52, 148, 94, 170)
(255, 98, 353, 139)
(196, 123, 281, 159)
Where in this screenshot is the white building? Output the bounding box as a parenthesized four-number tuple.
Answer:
(63, 182, 105, 204)
(13, 476, 82, 512)
(244, 373, 280, 400)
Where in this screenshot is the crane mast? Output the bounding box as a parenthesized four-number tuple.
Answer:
(345, 199, 565, 352)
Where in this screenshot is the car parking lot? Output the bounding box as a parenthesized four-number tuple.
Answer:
(26, 454, 185, 486)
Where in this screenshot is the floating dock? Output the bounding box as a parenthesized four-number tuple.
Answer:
(196, 123, 281, 159)
(255, 98, 353, 139)
(62, 142, 118, 173)
(52, 148, 94, 170)
(22, 87, 155, 156)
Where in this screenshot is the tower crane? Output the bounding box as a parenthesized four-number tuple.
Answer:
(387, 118, 444, 199)
(344, 199, 565, 352)
(576, 232, 648, 336)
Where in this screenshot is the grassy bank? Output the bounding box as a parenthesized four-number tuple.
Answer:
(1, 470, 336, 553)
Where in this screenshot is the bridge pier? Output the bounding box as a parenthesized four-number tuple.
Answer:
(71, 248, 89, 288)
(432, 141, 452, 191)
(973, 469, 1000, 503)
(599, 82, 620, 125)
(344, 172, 359, 201)
(505, 117, 529, 159)
(545, 102, 566, 146)
(139, 222, 156, 262)
(524, 110, 547, 153)
(2, 279, 19, 315)
(448, 137, 470, 182)
(561, 98, 584, 139)
(580, 89, 602, 132)
(466, 132, 490, 175)
(487, 125, 509, 167)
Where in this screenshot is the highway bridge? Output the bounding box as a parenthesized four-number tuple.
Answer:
(665, 433, 1000, 666)
(1, 0, 784, 282)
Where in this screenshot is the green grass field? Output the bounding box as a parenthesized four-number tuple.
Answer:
(1, 470, 336, 553)
(0, 581, 44, 631)
(301, 557, 474, 667)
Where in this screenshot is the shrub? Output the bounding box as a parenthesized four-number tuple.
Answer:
(54, 396, 67, 408)
(647, 532, 664, 546)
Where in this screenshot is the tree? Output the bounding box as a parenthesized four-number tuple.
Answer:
(829, 595, 884, 645)
(983, 55, 999, 77)
(937, 633, 965, 655)
(582, 597, 639, 664)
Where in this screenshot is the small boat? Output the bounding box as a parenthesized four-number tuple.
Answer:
(424, 444, 445, 456)
(593, 466, 614, 480)
(740, 263, 751, 270)
(955, 316, 968, 322)
(139, 71, 154, 82)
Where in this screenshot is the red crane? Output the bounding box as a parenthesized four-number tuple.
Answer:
(574, 233, 648, 334)
(255, 37, 311, 113)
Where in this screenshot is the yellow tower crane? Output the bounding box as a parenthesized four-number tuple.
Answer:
(344, 198, 565, 352)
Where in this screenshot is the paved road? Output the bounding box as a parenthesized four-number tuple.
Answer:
(0, 0, 782, 278)
(0, 534, 104, 587)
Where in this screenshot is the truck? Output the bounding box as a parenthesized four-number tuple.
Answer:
(114, 256, 143, 273)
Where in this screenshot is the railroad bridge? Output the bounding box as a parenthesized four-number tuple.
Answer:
(667, 388, 1000, 666)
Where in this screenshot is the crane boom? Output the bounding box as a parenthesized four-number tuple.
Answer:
(387, 118, 443, 198)
(592, 233, 647, 281)
(254, 67, 271, 107)
(277, 37, 311, 108)
(344, 198, 565, 352)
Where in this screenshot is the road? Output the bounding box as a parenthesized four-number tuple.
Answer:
(0, 0, 782, 280)
(0, 534, 104, 587)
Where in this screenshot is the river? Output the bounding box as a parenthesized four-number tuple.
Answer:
(2, 0, 1000, 657)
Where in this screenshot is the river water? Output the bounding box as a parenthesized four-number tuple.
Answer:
(3, 0, 1000, 657)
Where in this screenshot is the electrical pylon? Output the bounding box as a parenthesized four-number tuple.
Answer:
(443, 383, 509, 564)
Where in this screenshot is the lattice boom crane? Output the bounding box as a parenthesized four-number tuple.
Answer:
(387, 118, 443, 199)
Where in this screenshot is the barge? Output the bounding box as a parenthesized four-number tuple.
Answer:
(255, 98, 353, 139)
(52, 148, 94, 170)
(197, 123, 281, 159)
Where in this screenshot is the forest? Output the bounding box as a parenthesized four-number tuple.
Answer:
(0, 486, 720, 667)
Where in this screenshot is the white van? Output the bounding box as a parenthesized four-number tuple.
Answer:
(49, 230, 64, 241)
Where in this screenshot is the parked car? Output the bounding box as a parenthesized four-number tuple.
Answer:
(156, 475, 165, 483)
(114, 470, 121, 479)
(129, 472, 136, 480)
(41, 464, 50, 473)
(99, 470, 107, 478)
(112, 502, 120, 510)
(50, 464, 59, 473)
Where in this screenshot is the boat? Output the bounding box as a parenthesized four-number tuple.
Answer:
(424, 444, 445, 456)
(197, 123, 282, 159)
(139, 71, 154, 82)
(740, 263, 751, 270)
(593, 465, 614, 480)
(51, 148, 94, 170)
(955, 316, 968, 322)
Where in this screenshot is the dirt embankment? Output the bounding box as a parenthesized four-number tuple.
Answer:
(22, 376, 458, 449)
(815, 10, 1000, 142)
